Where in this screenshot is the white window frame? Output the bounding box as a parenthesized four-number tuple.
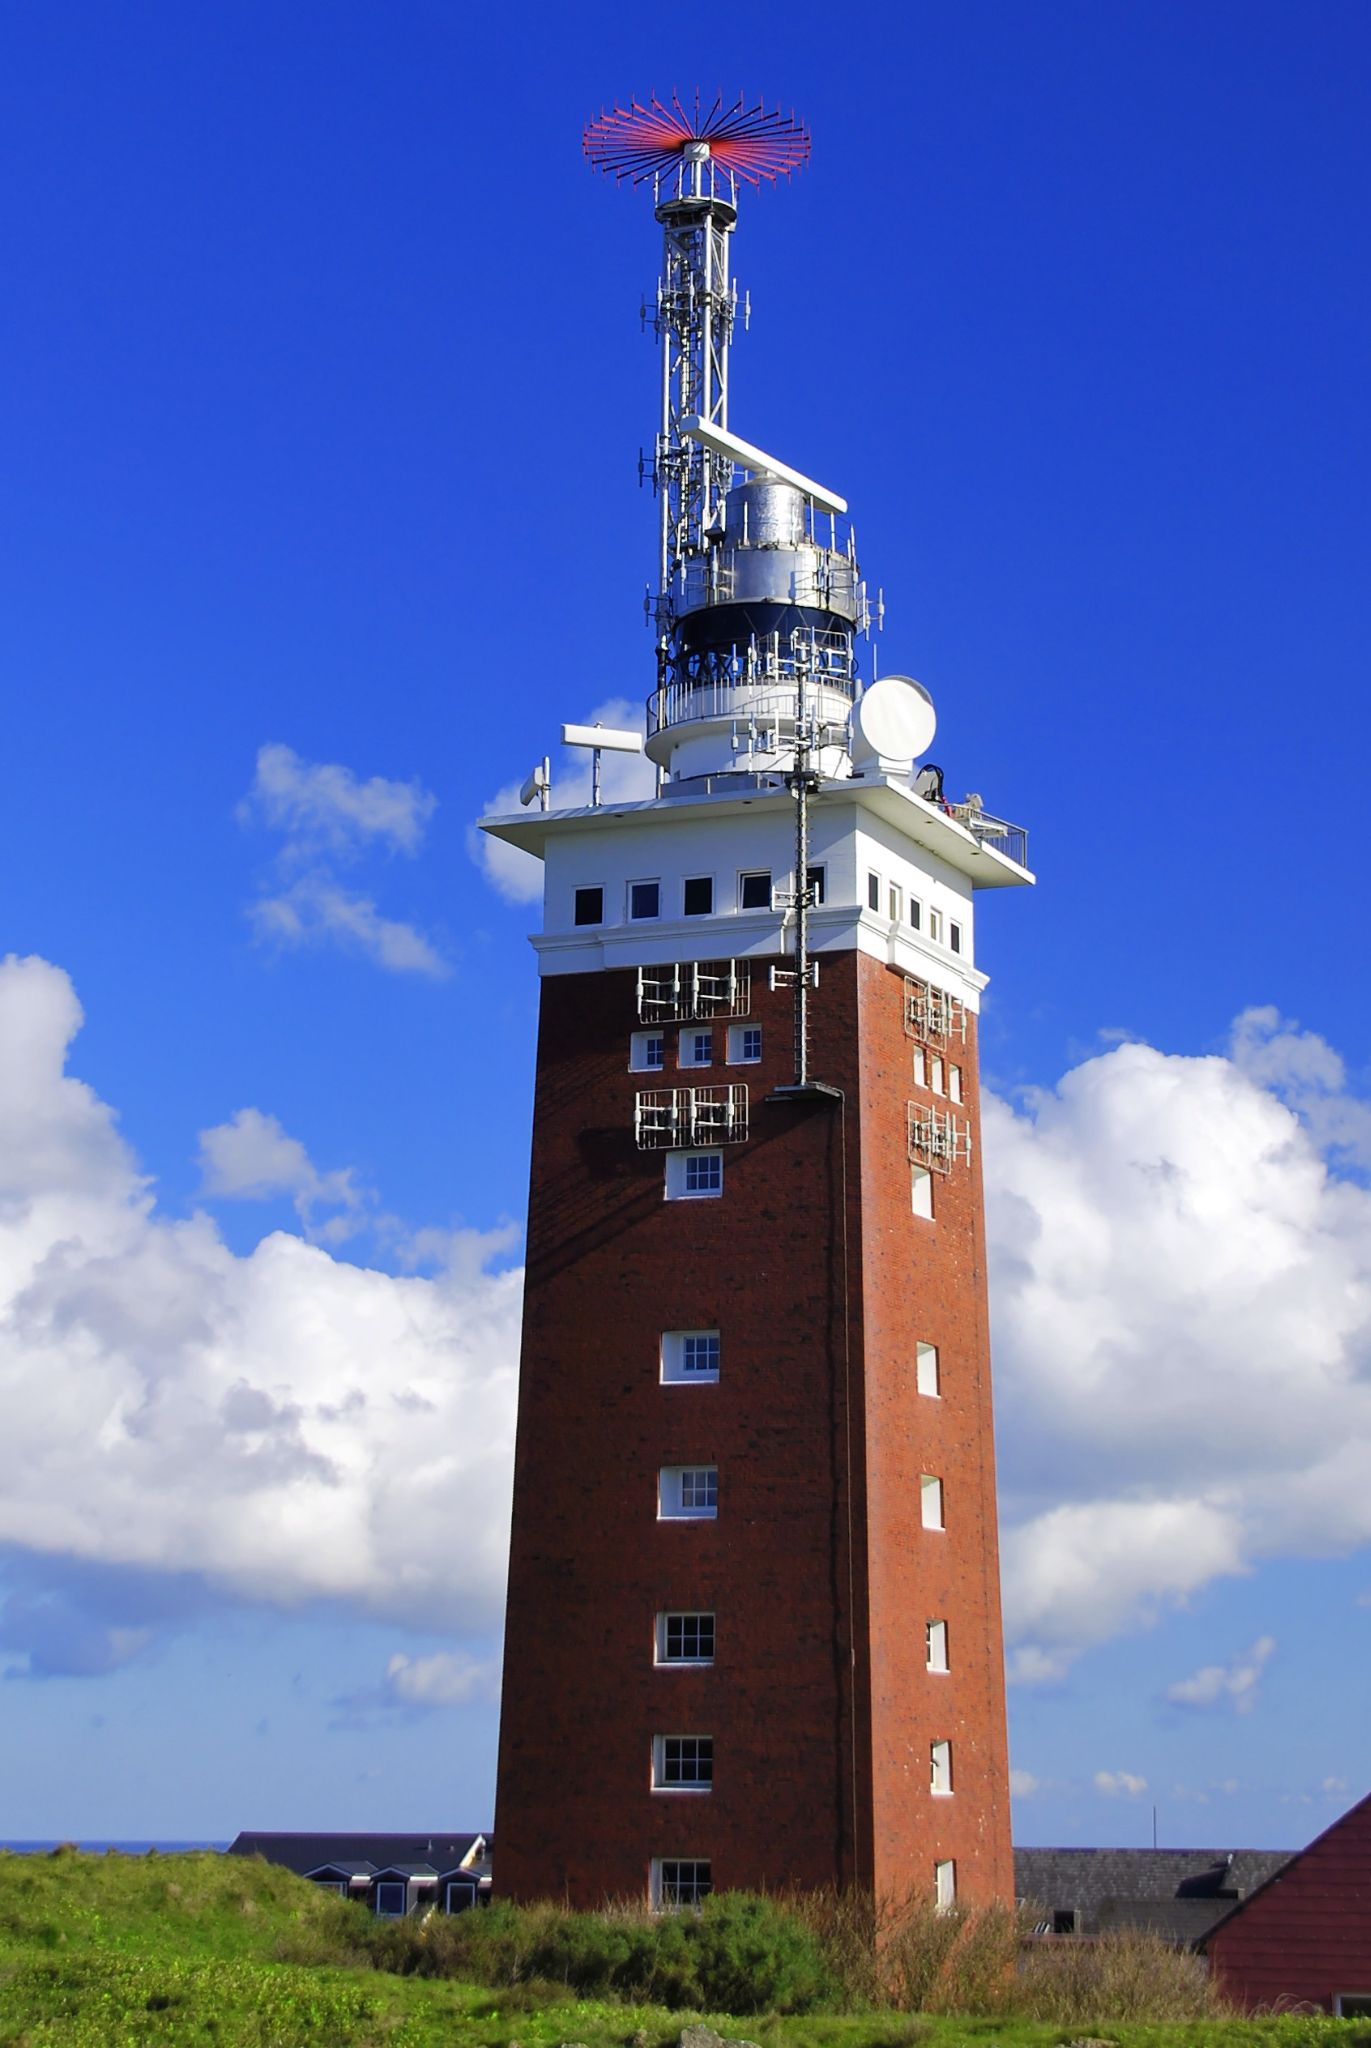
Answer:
(630, 1029, 666, 1073)
(930, 1054, 945, 1095)
(934, 1859, 956, 1911)
(661, 1329, 720, 1384)
(921, 1474, 945, 1530)
(950, 920, 963, 955)
(1334, 1997, 1371, 2019)
(373, 1881, 408, 1918)
(628, 878, 662, 921)
(652, 1733, 714, 1792)
(444, 1881, 477, 1913)
(926, 1619, 949, 1673)
(659, 1464, 718, 1520)
(928, 907, 944, 945)
(651, 1858, 712, 1909)
(949, 1063, 963, 1104)
(931, 1739, 953, 1796)
(908, 895, 923, 932)
(683, 875, 714, 917)
(665, 1150, 723, 1201)
(807, 864, 826, 905)
(738, 870, 772, 911)
(912, 1045, 927, 1087)
(912, 1166, 934, 1219)
(916, 1341, 940, 1398)
(678, 1028, 714, 1070)
(866, 870, 881, 912)
(573, 885, 604, 927)
(888, 881, 903, 923)
(728, 1023, 762, 1065)
(655, 1611, 715, 1665)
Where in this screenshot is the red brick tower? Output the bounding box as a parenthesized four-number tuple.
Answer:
(484, 96, 1031, 1911)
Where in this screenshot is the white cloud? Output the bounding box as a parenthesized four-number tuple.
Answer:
(1322, 1776, 1348, 1795)
(1095, 1770, 1148, 1797)
(241, 744, 436, 857)
(1166, 1636, 1276, 1714)
(0, 955, 519, 1643)
(1009, 1769, 1040, 1797)
(240, 746, 446, 976)
(383, 1650, 496, 1709)
(197, 1107, 368, 1243)
(986, 1025, 1371, 1676)
(470, 698, 658, 906)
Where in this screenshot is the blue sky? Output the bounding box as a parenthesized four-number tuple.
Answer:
(2, 0, 1369, 1852)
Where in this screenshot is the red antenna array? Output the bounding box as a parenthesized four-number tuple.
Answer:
(583, 92, 810, 188)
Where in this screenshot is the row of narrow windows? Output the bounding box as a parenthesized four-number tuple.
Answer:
(866, 870, 965, 955)
(632, 1025, 761, 1072)
(651, 1858, 958, 1911)
(913, 1046, 963, 1101)
(575, 869, 822, 928)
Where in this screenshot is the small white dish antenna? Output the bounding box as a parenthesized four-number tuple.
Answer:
(849, 675, 936, 771)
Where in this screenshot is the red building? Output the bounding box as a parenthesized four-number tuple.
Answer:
(483, 99, 1032, 1911)
(1204, 1792, 1371, 2014)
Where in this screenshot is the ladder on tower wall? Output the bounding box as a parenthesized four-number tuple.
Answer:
(637, 960, 751, 1023)
(903, 975, 967, 1045)
(635, 1084, 750, 1151)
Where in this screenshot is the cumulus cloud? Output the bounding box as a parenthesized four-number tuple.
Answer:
(470, 698, 658, 905)
(197, 1107, 369, 1243)
(1095, 1770, 1148, 1797)
(1009, 1769, 1040, 1797)
(384, 1650, 497, 1709)
(1166, 1636, 1276, 1714)
(240, 745, 446, 976)
(0, 954, 519, 1659)
(986, 1023, 1371, 1679)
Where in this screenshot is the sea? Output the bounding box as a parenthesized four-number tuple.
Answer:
(1, 1842, 229, 1855)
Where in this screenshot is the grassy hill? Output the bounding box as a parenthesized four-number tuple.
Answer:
(0, 1847, 1365, 2046)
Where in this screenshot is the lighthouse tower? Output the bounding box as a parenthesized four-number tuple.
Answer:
(485, 96, 1031, 1911)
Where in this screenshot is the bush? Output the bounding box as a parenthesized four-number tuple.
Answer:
(690, 1893, 836, 2015)
(1013, 1925, 1226, 2025)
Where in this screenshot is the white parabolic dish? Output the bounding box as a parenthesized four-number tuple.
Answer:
(849, 675, 937, 766)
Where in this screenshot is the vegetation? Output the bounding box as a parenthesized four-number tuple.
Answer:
(0, 1847, 1367, 2045)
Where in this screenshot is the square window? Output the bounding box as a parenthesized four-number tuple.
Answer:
(926, 1619, 949, 1672)
(916, 1341, 940, 1397)
(888, 882, 903, 923)
(807, 865, 826, 905)
(934, 1860, 956, 1911)
(374, 1881, 408, 1918)
(679, 1030, 713, 1069)
(950, 921, 963, 955)
(931, 1740, 953, 1795)
(574, 886, 603, 927)
(1052, 1910, 1079, 1936)
(949, 1064, 963, 1104)
(908, 897, 922, 932)
(666, 1151, 724, 1201)
(921, 1474, 945, 1529)
(654, 1734, 714, 1790)
(928, 908, 944, 945)
(684, 876, 714, 917)
(660, 1465, 718, 1519)
(630, 1031, 665, 1073)
(739, 871, 772, 910)
(728, 1024, 762, 1064)
(662, 1330, 720, 1383)
(657, 1612, 715, 1664)
(653, 1858, 712, 1909)
(912, 1166, 934, 1220)
(630, 880, 661, 921)
(867, 871, 881, 912)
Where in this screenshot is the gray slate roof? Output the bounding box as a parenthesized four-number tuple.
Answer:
(228, 1831, 486, 1880)
(1015, 1848, 1295, 1940)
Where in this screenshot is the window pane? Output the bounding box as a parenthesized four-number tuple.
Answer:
(661, 1612, 715, 1662)
(908, 898, 922, 931)
(950, 922, 962, 954)
(574, 887, 603, 926)
(806, 865, 826, 904)
(683, 877, 713, 916)
(683, 1334, 720, 1376)
(867, 872, 881, 911)
(684, 1152, 722, 1193)
(630, 881, 661, 920)
(740, 871, 771, 910)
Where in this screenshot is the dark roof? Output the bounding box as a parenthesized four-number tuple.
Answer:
(1015, 1848, 1295, 1941)
(373, 1863, 438, 1882)
(228, 1831, 486, 1879)
(304, 1860, 376, 1880)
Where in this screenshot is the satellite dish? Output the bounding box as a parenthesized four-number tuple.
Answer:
(849, 675, 937, 770)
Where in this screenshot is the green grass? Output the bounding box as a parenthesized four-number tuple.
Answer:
(0, 1850, 1367, 2046)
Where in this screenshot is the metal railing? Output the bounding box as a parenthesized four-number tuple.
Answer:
(948, 803, 1029, 872)
(903, 977, 967, 1045)
(638, 960, 751, 1023)
(636, 1085, 750, 1151)
(646, 673, 857, 740)
(908, 1104, 972, 1174)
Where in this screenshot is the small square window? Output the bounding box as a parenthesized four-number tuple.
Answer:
(908, 897, 922, 932)
(926, 1619, 949, 1672)
(807, 865, 826, 905)
(912, 1166, 934, 1219)
(374, 1881, 408, 1918)
(684, 876, 714, 917)
(934, 1859, 956, 1911)
(728, 1024, 762, 1064)
(574, 886, 603, 927)
(928, 908, 944, 945)
(657, 1612, 715, 1664)
(630, 880, 661, 920)
(888, 883, 903, 923)
(921, 1474, 945, 1529)
(679, 1030, 713, 1069)
(931, 1740, 953, 1795)
(950, 921, 963, 955)
(867, 871, 881, 912)
(739, 871, 772, 910)
(949, 1064, 963, 1104)
(653, 1858, 712, 1909)
(659, 1465, 717, 1518)
(662, 1330, 720, 1383)
(654, 1734, 714, 1790)
(630, 1031, 665, 1073)
(916, 1341, 940, 1397)
(666, 1151, 724, 1200)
